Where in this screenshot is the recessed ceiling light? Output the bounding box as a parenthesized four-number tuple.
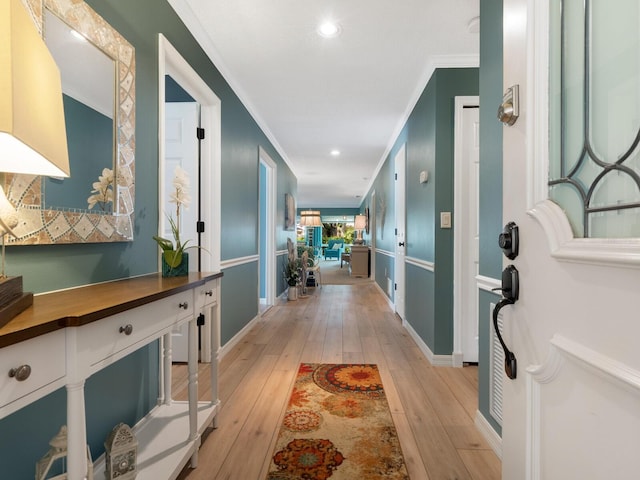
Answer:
(330, 149, 340, 156)
(317, 21, 341, 38)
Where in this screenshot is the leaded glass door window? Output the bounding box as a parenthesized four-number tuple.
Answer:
(549, 0, 640, 238)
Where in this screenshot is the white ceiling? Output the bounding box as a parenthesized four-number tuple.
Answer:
(168, 0, 480, 208)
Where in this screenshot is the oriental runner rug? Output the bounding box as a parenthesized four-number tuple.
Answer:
(266, 363, 409, 480)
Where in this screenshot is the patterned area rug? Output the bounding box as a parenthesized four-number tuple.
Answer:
(266, 363, 409, 479)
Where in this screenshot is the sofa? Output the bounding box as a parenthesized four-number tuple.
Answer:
(324, 239, 344, 260)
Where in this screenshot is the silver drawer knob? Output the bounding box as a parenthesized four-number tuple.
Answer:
(9, 365, 31, 381)
(119, 324, 133, 335)
(179, 302, 189, 310)
(205, 290, 213, 297)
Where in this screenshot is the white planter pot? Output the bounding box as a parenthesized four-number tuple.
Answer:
(287, 286, 297, 301)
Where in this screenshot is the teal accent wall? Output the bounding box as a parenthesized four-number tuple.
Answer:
(365, 68, 478, 355)
(45, 95, 112, 211)
(478, 0, 504, 436)
(165, 74, 196, 102)
(373, 251, 394, 300)
(367, 141, 401, 255)
(1, 0, 297, 472)
(406, 264, 435, 345)
(431, 68, 479, 354)
(221, 262, 259, 345)
(297, 207, 360, 217)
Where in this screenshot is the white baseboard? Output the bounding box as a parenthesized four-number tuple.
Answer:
(452, 351, 464, 368)
(403, 319, 454, 367)
(373, 281, 395, 310)
(475, 410, 502, 459)
(219, 314, 260, 360)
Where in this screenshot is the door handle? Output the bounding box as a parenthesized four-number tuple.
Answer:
(491, 265, 519, 379)
(398, 242, 405, 247)
(493, 298, 517, 379)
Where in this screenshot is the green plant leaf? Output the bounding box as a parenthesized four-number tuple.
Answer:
(153, 235, 174, 252)
(163, 250, 182, 268)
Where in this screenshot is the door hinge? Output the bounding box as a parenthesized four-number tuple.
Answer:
(395, 228, 397, 235)
(197, 127, 205, 140)
(197, 313, 205, 326)
(394, 283, 397, 291)
(197, 221, 205, 233)
(395, 173, 398, 180)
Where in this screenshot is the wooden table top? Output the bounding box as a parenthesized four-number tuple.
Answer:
(0, 272, 222, 348)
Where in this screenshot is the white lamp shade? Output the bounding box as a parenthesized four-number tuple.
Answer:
(300, 210, 322, 227)
(0, 0, 70, 177)
(354, 214, 367, 230)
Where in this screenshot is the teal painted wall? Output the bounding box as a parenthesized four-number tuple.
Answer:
(373, 252, 394, 300)
(45, 95, 113, 211)
(1, 0, 297, 475)
(364, 68, 479, 356)
(478, 0, 504, 436)
(406, 265, 435, 345)
(431, 68, 479, 354)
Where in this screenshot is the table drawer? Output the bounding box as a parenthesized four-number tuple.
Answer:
(0, 330, 65, 413)
(195, 279, 217, 310)
(78, 290, 194, 369)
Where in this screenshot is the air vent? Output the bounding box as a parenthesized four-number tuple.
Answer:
(490, 303, 504, 425)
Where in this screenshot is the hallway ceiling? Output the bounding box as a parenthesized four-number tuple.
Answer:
(168, 0, 479, 208)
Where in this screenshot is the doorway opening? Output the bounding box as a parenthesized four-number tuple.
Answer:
(158, 34, 221, 365)
(453, 96, 480, 366)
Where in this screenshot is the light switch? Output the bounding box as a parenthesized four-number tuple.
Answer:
(440, 212, 452, 229)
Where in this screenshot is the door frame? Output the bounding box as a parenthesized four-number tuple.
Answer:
(370, 189, 376, 280)
(259, 147, 277, 309)
(158, 34, 221, 362)
(158, 34, 221, 272)
(453, 96, 480, 367)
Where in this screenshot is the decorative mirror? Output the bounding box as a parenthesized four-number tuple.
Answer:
(8, 0, 135, 244)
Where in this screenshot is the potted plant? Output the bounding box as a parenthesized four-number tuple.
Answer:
(153, 166, 193, 277)
(283, 259, 300, 300)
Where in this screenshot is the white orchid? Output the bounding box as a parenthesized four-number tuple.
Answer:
(154, 166, 195, 269)
(87, 168, 114, 211)
(169, 165, 191, 215)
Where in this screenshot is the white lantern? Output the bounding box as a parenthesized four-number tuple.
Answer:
(104, 423, 137, 479)
(35, 425, 93, 480)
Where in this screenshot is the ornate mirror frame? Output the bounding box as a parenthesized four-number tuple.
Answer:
(9, 0, 135, 244)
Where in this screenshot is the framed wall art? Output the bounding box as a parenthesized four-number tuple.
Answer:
(284, 193, 296, 231)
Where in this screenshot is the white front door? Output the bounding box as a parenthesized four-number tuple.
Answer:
(394, 145, 407, 320)
(501, 1, 640, 478)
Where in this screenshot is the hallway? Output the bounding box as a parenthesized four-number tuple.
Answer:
(175, 283, 500, 479)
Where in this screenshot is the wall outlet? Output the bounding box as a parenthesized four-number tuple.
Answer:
(440, 211, 452, 229)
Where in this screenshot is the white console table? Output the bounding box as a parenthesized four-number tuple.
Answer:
(0, 272, 222, 480)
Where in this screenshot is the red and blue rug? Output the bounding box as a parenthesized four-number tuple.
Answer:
(266, 363, 409, 480)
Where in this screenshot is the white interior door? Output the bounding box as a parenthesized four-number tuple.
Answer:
(165, 101, 199, 363)
(456, 102, 480, 364)
(500, 1, 640, 478)
(164, 102, 199, 272)
(394, 145, 406, 320)
(259, 148, 277, 310)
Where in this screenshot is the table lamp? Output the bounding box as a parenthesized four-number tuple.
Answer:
(0, 0, 70, 327)
(354, 214, 367, 244)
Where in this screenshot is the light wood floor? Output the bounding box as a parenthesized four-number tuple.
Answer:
(174, 283, 501, 480)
